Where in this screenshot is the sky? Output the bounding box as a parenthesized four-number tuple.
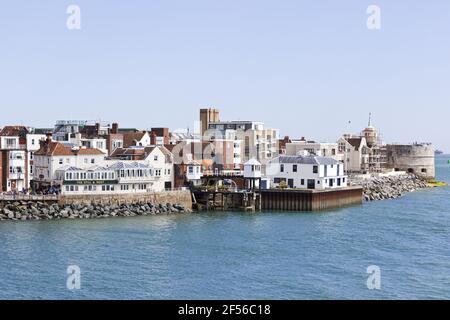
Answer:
(0, 1, 449, 151)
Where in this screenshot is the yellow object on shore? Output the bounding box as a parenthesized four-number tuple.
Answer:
(428, 181, 448, 187)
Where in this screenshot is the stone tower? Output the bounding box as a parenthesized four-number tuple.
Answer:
(362, 112, 378, 148)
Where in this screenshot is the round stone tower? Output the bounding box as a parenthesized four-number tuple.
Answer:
(386, 143, 435, 179)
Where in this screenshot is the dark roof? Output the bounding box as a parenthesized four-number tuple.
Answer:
(273, 155, 340, 165)
(123, 132, 147, 147)
(346, 138, 363, 149)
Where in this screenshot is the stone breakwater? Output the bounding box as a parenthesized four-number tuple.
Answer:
(0, 201, 192, 221)
(350, 174, 430, 201)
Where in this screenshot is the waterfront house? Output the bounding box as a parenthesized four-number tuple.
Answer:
(266, 154, 348, 190)
(33, 134, 106, 192)
(56, 162, 158, 195)
(109, 145, 174, 191)
(0, 126, 29, 192)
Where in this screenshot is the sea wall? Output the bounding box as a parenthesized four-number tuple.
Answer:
(58, 189, 192, 208)
(0, 190, 193, 222)
(350, 173, 430, 201)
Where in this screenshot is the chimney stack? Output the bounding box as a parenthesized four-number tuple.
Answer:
(111, 123, 119, 134)
(150, 131, 157, 145)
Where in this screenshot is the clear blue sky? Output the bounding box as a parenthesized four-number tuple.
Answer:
(0, 1, 449, 150)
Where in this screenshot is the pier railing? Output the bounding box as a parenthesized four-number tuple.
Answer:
(0, 194, 59, 201)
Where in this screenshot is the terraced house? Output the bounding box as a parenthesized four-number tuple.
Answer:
(32, 134, 106, 192)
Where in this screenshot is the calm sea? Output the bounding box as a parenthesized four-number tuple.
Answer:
(0, 156, 449, 300)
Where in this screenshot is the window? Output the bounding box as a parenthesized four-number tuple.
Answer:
(66, 158, 70, 164)
(293, 165, 297, 173)
(188, 166, 194, 174)
(84, 159, 88, 164)
(280, 164, 284, 172)
(301, 179, 305, 185)
(317, 180, 320, 184)
(154, 156, 158, 161)
(59, 158, 63, 165)
(313, 166, 318, 174)
(91, 159, 95, 164)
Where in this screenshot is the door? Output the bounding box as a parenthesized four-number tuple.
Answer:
(307, 179, 315, 190)
(288, 179, 294, 188)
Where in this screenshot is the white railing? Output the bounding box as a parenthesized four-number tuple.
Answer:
(0, 194, 59, 201)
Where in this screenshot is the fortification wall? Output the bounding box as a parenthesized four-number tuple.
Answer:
(58, 189, 193, 208)
(386, 144, 435, 179)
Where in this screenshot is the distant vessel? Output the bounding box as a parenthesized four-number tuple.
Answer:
(435, 150, 443, 155)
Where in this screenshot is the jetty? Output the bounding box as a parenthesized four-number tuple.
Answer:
(193, 186, 363, 212)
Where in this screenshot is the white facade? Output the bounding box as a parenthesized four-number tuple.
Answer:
(34, 149, 106, 185)
(186, 161, 202, 182)
(143, 147, 174, 191)
(266, 155, 348, 190)
(286, 141, 343, 162)
(337, 136, 369, 173)
(58, 162, 157, 195)
(69, 133, 108, 154)
(7, 150, 26, 191)
(26, 134, 46, 188)
(244, 159, 262, 179)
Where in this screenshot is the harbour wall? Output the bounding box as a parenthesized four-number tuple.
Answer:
(58, 189, 193, 208)
(260, 187, 363, 211)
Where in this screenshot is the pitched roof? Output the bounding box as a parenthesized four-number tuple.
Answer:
(34, 142, 105, 156)
(0, 126, 29, 137)
(123, 132, 147, 147)
(346, 138, 363, 149)
(272, 155, 340, 165)
(245, 158, 261, 165)
(110, 147, 146, 159)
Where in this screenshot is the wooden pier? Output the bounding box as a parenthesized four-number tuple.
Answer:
(193, 186, 363, 212)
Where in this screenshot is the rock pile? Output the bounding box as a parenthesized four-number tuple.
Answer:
(0, 201, 192, 221)
(350, 174, 429, 201)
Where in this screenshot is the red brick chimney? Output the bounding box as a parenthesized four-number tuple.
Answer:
(150, 131, 157, 145)
(111, 123, 119, 134)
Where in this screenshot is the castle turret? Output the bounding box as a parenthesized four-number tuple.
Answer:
(362, 112, 378, 148)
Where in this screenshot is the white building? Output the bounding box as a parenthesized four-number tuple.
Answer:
(33, 138, 106, 190)
(0, 126, 30, 192)
(266, 155, 348, 190)
(185, 160, 202, 186)
(56, 162, 157, 195)
(108, 145, 174, 191)
(142, 146, 174, 190)
(285, 141, 343, 162)
(68, 133, 108, 154)
(337, 135, 370, 174)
